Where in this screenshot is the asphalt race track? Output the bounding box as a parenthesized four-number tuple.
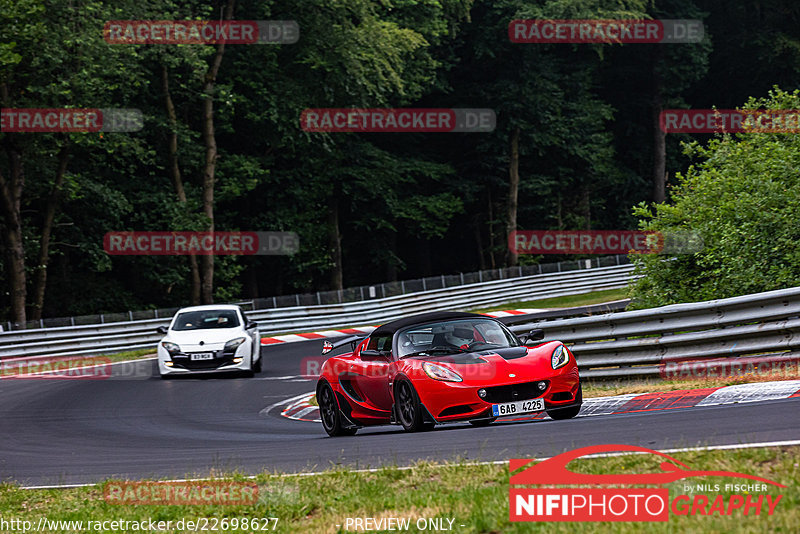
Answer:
(1, 339, 799, 487)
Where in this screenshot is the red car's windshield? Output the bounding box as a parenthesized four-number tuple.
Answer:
(397, 318, 520, 358)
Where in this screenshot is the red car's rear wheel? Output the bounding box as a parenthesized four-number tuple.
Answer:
(318, 381, 357, 437)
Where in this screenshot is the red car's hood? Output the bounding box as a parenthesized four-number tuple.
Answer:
(406, 342, 563, 384)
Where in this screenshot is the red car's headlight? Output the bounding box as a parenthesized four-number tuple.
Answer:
(423, 362, 463, 382)
(552, 344, 569, 369)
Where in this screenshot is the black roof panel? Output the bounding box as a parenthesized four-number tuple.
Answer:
(371, 311, 490, 337)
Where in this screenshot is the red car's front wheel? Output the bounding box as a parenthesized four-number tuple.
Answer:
(395, 380, 435, 432)
(546, 384, 583, 420)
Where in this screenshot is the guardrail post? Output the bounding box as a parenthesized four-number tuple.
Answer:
(479, 271, 483, 282)
(460, 272, 465, 285)
(316, 292, 321, 305)
(401, 280, 405, 293)
(441, 274, 445, 287)
(360, 287, 364, 300)
(272, 297, 277, 308)
(338, 289, 343, 303)
(100, 314, 104, 324)
(422, 278, 427, 291)
(295, 294, 300, 306)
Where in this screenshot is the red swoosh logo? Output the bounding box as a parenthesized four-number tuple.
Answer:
(510, 444, 785, 487)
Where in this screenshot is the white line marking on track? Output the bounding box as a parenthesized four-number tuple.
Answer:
(20, 439, 800, 490)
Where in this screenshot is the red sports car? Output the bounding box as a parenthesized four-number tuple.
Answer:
(316, 311, 581, 436)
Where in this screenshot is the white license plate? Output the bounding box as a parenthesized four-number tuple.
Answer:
(190, 352, 214, 361)
(492, 397, 545, 417)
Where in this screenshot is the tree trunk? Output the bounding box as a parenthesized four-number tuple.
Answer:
(29, 143, 70, 321)
(328, 196, 343, 290)
(473, 215, 486, 271)
(487, 189, 495, 269)
(581, 185, 591, 230)
(199, 0, 236, 304)
(386, 230, 398, 281)
(506, 126, 520, 266)
(162, 64, 201, 305)
(652, 48, 667, 203)
(0, 141, 27, 326)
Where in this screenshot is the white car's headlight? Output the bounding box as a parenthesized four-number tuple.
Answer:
(423, 362, 463, 382)
(161, 341, 180, 354)
(551, 344, 569, 369)
(224, 337, 247, 351)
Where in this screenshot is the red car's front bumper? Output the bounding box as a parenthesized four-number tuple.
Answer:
(414, 365, 580, 422)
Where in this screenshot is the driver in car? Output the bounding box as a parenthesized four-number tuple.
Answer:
(444, 326, 476, 350)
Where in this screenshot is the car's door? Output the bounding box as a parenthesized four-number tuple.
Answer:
(347, 335, 394, 410)
(240, 309, 258, 357)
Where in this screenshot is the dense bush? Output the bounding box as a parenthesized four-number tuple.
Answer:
(629, 88, 800, 308)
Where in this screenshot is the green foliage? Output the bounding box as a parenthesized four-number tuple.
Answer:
(2, 0, 799, 319)
(629, 88, 800, 308)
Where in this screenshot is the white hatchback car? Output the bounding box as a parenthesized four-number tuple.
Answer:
(156, 305, 261, 377)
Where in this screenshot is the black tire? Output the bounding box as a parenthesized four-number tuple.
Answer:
(395, 380, 432, 432)
(318, 381, 358, 437)
(546, 385, 583, 420)
(469, 417, 497, 427)
(253, 353, 262, 373)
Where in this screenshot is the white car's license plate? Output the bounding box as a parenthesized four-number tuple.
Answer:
(492, 397, 545, 417)
(190, 352, 214, 361)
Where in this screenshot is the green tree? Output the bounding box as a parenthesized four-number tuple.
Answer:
(629, 87, 800, 308)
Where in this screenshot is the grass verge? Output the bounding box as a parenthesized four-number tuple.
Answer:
(1, 446, 796, 533)
(469, 288, 629, 313)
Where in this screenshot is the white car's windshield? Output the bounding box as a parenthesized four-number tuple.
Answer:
(396, 319, 519, 358)
(172, 310, 240, 331)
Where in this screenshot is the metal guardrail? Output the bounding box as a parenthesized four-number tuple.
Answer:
(0, 263, 636, 360)
(3, 255, 629, 331)
(509, 286, 800, 379)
